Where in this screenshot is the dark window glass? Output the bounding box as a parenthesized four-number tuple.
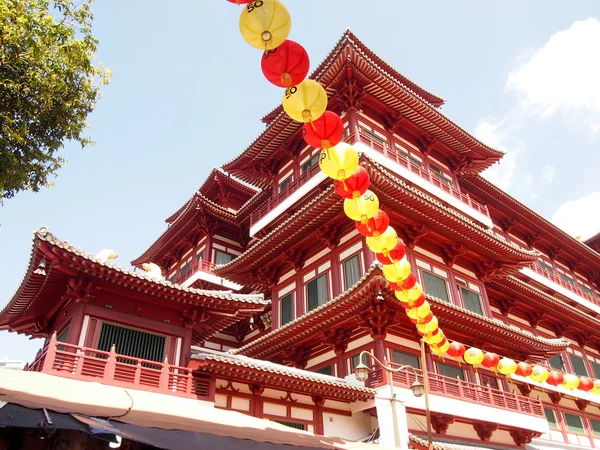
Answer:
(591, 419, 600, 436)
(431, 165, 452, 185)
(422, 271, 450, 302)
(344, 255, 360, 289)
(480, 374, 499, 389)
(580, 284, 593, 295)
(392, 350, 420, 369)
(196, 251, 204, 262)
(280, 294, 293, 326)
(570, 355, 588, 376)
(545, 409, 558, 429)
(215, 250, 235, 265)
(360, 128, 385, 144)
(275, 421, 306, 431)
(438, 363, 465, 381)
(592, 362, 600, 378)
(279, 177, 291, 192)
(57, 327, 69, 343)
(401, 150, 423, 167)
(97, 323, 165, 363)
(548, 354, 565, 371)
(560, 273, 575, 285)
(307, 274, 328, 311)
(351, 353, 370, 370)
(302, 154, 319, 173)
(180, 263, 189, 275)
(564, 413, 584, 433)
(461, 287, 483, 315)
(539, 260, 554, 274)
(314, 365, 333, 376)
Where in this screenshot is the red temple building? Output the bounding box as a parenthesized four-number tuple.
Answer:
(2, 31, 600, 450)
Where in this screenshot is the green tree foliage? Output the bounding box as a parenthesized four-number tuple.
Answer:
(0, 0, 110, 201)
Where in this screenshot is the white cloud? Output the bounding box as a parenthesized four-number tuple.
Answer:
(540, 165, 555, 184)
(507, 18, 600, 131)
(476, 118, 520, 192)
(551, 192, 600, 240)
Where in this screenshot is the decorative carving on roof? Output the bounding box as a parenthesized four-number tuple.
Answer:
(249, 384, 265, 396)
(317, 224, 345, 250)
(516, 383, 532, 397)
(33, 316, 48, 334)
(496, 297, 519, 317)
(340, 67, 365, 110)
(547, 392, 561, 405)
(510, 430, 539, 446)
(218, 380, 239, 392)
(284, 248, 308, 272)
(398, 223, 430, 249)
(360, 290, 396, 340)
(573, 332, 592, 348)
(499, 217, 518, 233)
(551, 322, 570, 339)
(283, 346, 311, 370)
(279, 391, 298, 403)
(448, 154, 475, 175)
(566, 258, 582, 272)
(233, 319, 252, 344)
(382, 112, 405, 133)
(473, 423, 497, 442)
(524, 232, 542, 247)
(431, 415, 455, 435)
(473, 259, 503, 282)
(64, 274, 93, 303)
(575, 399, 590, 411)
(417, 135, 437, 156)
(181, 307, 210, 329)
(250, 264, 284, 288)
(440, 243, 467, 267)
(525, 311, 545, 329)
(546, 245, 563, 259)
(197, 211, 218, 234)
(312, 396, 325, 407)
(323, 327, 352, 356)
(281, 134, 305, 159)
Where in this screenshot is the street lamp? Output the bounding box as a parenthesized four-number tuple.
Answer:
(354, 350, 426, 449)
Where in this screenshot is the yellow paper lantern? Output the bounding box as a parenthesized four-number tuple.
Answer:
(497, 357, 517, 376)
(424, 330, 445, 345)
(416, 316, 438, 334)
(463, 347, 484, 367)
(395, 282, 423, 303)
(239, 0, 291, 50)
(384, 258, 412, 286)
(366, 226, 397, 254)
(591, 380, 600, 395)
(320, 143, 359, 181)
(282, 79, 328, 123)
(530, 365, 549, 383)
(343, 190, 379, 223)
(406, 302, 431, 320)
(562, 373, 580, 390)
(431, 340, 450, 355)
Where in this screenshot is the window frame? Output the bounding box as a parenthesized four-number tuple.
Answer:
(280, 293, 294, 326)
(437, 362, 466, 381)
(215, 250, 235, 265)
(391, 349, 421, 369)
(569, 354, 589, 377)
(301, 153, 320, 174)
(459, 285, 484, 316)
(279, 176, 292, 193)
(420, 269, 451, 303)
(342, 254, 361, 290)
(563, 413, 585, 434)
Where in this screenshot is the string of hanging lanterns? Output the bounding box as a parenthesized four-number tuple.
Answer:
(227, 0, 600, 398)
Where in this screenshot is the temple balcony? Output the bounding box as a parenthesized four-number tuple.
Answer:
(365, 363, 548, 435)
(349, 129, 493, 229)
(249, 162, 325, 236)
(521, 261, 600, 314)
(24, 334, 213, 401)
(173, 259, 242, 291)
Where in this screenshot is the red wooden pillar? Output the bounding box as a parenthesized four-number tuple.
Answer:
(447, 267, 463, 308)
(180, 328, 192, 366)
(362, 240, 375, 268)
(205, 234, 213, 263)
(312, 396, 325, 435)
(271, 287, 280, 329)
(250, 384, 264, 418)
(67, 302, 86, 346)
(295, 273, 304, 319)
(347, 108, 359, 139)
(331, 248, 342, 298)
(336, 353, 346, 378)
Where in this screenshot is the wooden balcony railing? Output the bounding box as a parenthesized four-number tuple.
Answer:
(367, 363, 544, 418)
(529, 261, 598, 304)
(348, 130, 490, 218)
(249, 163, 322, 227)
(172, 259, 216, 285)
(25, 333, 212, 400)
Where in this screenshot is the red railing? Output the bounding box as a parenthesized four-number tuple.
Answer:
(172, 259, 216, 285)
(350, 130, 490, 218)
(25, 334, 211, 399)
(529, 261, 598, 304)
(249, 163, 322, 227)
(367, 363, 544, 418)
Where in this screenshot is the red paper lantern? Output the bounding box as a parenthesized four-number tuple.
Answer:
(481, 352, 500, 369)
(227, 0, 252, 3)
(400, 273, 417, 290)
(375, 242, 406, 264)
(303, 111, 344, 149)
(261, 40, 309, 88)
(418, 327, 439, 338)
(579, 377, 594, 392)
(410, 312, 433, 325)
(388, 282, 402, 291)
(334, 166, 370, 199)
(447, 342, 466, 359)
(546, 371, 564, 386)
(430, 337, 448, 352)
(400, 293, 426, 310)
(515, 362, 533, 377)
(356, 210, 390, 238)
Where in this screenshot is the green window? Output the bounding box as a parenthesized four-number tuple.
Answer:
(591, 419, 600, 436)
(422, 271, 450, 302)
(97, 323, 165, 363)
(548, 354, 565, 371)
(570, 355, 588, 376)
(351, 353, 370, 370)
(438, 363, 465, 381)
(279, 176, 291, 192)
(539, 260, 554, 274)
(564, 413, 584, 433)
(275, 421, 306, 431)
(215, 250, 235, 265)
(314, 365, 333, 376)
(302, 154, 319, 173)
(560, 273, 575, 285)
(392, 350, 420, 369)
(460, 287, 483, 315)
(344, 255, 360, 289)
(280, 294, 293, 326)
(431, 165, 452, 185)
(545, 409, 558, 429)
(307, 274, 328, 311)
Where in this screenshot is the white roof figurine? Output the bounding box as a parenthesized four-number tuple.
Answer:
(141, 263, 163, 281)
(95, 249, 118, 264)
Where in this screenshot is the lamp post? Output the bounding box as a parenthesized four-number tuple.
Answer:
(354, 350, 424, 449)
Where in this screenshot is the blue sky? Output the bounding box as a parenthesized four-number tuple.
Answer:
(1, 1, 599, 361)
